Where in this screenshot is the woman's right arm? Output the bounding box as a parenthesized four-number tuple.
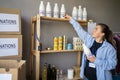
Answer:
(65, 15, 94, 46)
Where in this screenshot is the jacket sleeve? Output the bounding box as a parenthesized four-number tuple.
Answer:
(94, 47, 117, 70)
(69, 19, 94, 46)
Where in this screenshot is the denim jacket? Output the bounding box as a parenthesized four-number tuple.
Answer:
(69, 19, 117, 80)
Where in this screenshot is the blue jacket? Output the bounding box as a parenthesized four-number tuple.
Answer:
(69, 19, 117, 80)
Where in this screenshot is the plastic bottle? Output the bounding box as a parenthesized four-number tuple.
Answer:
(72, 6, 78, 20)
(53, 3, 59, 18)
(56, 69, 59, 80)
(39, 1, 45, 16)
(42, 63, 48, 80)
(78, 5, 82, 20)
(46, 2, 52, 17)
(82, 8, 87, 21)
(51, 65, 57, 80)
(59, 70, 64, 80)
(47, 64, 52, 80)
(60, 4, 66, 18)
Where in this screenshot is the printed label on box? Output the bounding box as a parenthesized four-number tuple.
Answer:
(0, 13, 19, 32)
(0, 38, 18, 57)
(0, 74, 12, 80)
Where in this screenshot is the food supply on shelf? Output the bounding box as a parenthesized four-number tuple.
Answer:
(42, 63, 48, 80)
(73, 37, 83, 50)
(58, 36, 63, 50)
(39, 1, 45, 16)
(72, 6, 78, 20)
(82, 7, 87, 21)
(54, 37, 58, 50)
(47, 64, 52, 80)
(78, 5, 82, 20)
(67, 69, 74, 79)
(53, 3, 59, 18)
(67, 43, 73, 50)
(63, 35, 67, 50)
(51, 65, 57, 80)
(46, 2, 52, 17)
(60, 4, 66, 18)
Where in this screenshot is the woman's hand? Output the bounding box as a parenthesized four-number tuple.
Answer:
(64, 14, 72, 20)
(87, 56, 96, 63)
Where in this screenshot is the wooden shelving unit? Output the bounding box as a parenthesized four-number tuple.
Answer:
(30, 14, 87, 80)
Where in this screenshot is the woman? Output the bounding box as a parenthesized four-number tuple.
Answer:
(65, 15, 117, 80)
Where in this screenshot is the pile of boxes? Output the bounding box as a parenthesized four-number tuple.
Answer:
(0, 8, 26, 80)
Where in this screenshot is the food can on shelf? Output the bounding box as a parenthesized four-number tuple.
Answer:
(54, 37, 58, 50)
(58, 36, 63, 43)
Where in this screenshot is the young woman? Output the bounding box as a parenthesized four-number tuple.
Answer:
(65, 15, 117, 80)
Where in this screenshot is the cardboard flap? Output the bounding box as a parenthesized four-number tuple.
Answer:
(0, 60, 25, 68)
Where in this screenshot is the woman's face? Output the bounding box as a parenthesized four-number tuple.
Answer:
(92, 25, 105, 38)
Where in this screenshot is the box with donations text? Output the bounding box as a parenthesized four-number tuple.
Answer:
(0, 35, 26, 80)
(0, 35, 22, 60)
(0, 8, 21, 34)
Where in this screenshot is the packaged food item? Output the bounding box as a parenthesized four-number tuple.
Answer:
(53, 3, 59, 18)
(73, 37, 83, 50)
(46, 2, 52, 17)
(42, 63, 48, 80)
(67, 43, 73, 50)
(58, 36, 63, 50)
(47, 64, 52, 80)
(54, 37, 58, 50)
(78, 5, 82, 20)
(51, 65, 57, 80)
(39, 1, 45, 16)
(60, 4, 66, 18)
(82, 8, 87, 21)
(67, 69, 74, 79)
(63, 35, 67, 50)
(72, 6, 78, 20)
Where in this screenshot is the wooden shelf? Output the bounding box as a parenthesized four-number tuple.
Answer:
(41, 50, 82, 53)
(41, 16, 87, 23)
(32, 15, 87, 26)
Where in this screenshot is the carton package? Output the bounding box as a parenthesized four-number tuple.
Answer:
(0, 60, 26, 80)
(73, 37, 83, 50)
(0, 8, 21, 34)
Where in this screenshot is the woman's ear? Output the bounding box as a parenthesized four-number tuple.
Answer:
(102, 33, 105, 37)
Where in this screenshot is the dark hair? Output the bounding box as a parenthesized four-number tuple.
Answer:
(97, 23, 116, 48)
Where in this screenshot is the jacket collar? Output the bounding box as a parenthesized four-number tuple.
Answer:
(101, 40, 108, 48)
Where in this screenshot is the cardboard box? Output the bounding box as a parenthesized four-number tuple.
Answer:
(0, 8, 21, 34)
(0, 60, 26, 80)
(0, 35, 22, 60)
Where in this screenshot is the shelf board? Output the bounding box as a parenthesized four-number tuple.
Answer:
(41, 50, 82, 54)
(41, 16, 87, 23)
(32, 15, 87, 26)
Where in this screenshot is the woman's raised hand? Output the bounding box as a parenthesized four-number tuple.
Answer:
(64, 14, 72, 20)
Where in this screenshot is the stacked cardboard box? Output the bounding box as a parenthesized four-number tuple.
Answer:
(0, 8, 26, 80)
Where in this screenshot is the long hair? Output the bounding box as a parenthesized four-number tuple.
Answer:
(97, 23, 116, 48)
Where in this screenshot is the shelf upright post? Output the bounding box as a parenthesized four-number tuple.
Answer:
(30, 17, 35, 80)
(35, 14, 41, 80)
(77, 51, 81, 67)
